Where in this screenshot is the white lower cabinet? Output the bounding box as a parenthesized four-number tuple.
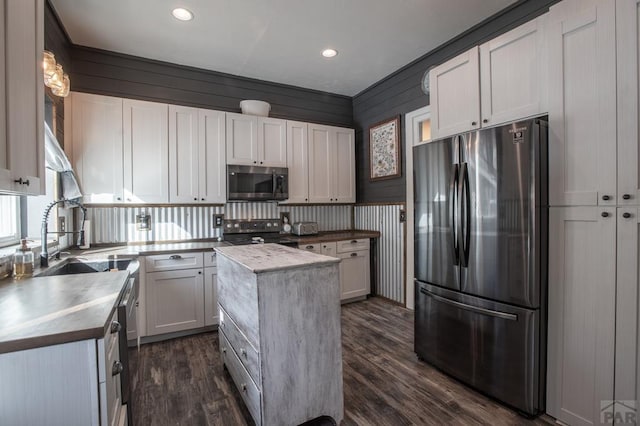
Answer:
(146, 269, 205, 336)
(144, 251, 219, 337)
(615, 207, 640, 415)
(547, 206, 616, 425)
(204, 266, 219, 326)
(298, 239, 371, 301)
(0, 309, 125, 425)
(338, 250, 370, 301)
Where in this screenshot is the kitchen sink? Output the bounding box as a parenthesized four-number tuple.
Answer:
(38, 259, 136, 277)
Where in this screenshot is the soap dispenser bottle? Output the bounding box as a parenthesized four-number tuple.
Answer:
(13, 239, 34, 279)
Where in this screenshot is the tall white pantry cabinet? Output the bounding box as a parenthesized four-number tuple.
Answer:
(546, 0, 640, 425)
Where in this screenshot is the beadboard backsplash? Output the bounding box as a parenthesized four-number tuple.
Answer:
(87, 203, 352, 244)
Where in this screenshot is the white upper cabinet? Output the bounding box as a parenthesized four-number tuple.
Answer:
(0, 0, 44, 195)
(480, 15, 548, 127)
(617, 0, 640, 206)
(198, 109, 226, 204)
(69, 92, 124, 203)
(169, 106, 226, 204)
(308, 124, 333, 203)
(226, 112, 257, 166)
(430, 16, 548, 140)
(430, 47, 481, 139)
(169, 105, 199, 203)
(333, 127, 356, 203)
(123, 99, 169, 203)
(285, 120, 310, 203)
(307, 124, 355, 203)
(258, 117, 287, 167)
(548, 0, 616, 207)
(226, 113, 286, 167)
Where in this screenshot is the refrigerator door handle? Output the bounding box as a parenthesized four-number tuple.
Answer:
(449, 164, 460, 265)
(460, 162, 471, 267)
(420, 287, 518, 321)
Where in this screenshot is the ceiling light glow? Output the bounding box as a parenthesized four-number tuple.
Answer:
(322, 49, 338, 58)
(172, 8, 193, 21)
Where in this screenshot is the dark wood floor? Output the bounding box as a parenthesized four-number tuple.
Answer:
(130, 297, 555, 425)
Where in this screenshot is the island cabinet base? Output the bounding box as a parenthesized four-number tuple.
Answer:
(216, 244, 344, 426)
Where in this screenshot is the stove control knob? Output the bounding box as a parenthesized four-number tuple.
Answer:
(267, 223, 272, 227)
(234, 224, 239, 228)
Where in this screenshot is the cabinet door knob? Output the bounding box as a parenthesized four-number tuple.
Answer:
(241, 384, 247, 392)
(351, 240, 358, 244)
(112, 361, 124, 376)
(306, 245, 314, 249)
(623, 194, 632, 200)
(110, 320, 122, 334)
(253, 161, 257, 164)
(483, 119, 488, 124)
(241, 348, 247, 357)
(222, 347, 227, 354)
(117, 197, 122, 201)
(169, 254, 182, 260)
(351, 253, 358, 257)
(471, 121, 477, 126)
(198, 271, 202, 275)
(623, 212, 632, 219)
(601, 212, 610, 218)
(602, 195, 611, 201)
(260, 161, 263, 164)
(194, 197, 197, 201)
(305, 198, 308, 202)
(201, 198, 205, 201)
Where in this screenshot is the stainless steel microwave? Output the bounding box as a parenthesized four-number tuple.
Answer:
(227, 165, 288, 201)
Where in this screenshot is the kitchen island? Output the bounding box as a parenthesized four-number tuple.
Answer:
(215, 244, 343, 426)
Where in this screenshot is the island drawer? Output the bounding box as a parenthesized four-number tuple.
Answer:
(220, 305, 260, 385)
(220, 331, 262, 424)
(203, 251, 217, 268)
(336, 239, 369, 253)
(145, 252, 204, 272)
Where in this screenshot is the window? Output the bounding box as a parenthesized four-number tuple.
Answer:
(0, 195, 20, 247)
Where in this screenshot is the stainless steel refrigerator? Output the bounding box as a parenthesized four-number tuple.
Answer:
(413, 118, 548, 415)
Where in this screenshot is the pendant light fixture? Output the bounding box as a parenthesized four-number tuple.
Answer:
(42, 50, 70, 97)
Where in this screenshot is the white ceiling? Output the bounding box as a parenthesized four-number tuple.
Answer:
(50, 0, 518, 96)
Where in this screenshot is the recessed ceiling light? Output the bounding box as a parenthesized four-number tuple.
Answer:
(322, 48, 338, 58)
(172, 7, 193, 21)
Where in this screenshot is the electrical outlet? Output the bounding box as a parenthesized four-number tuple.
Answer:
(279, 211, 290, 224)
(136, 213, 151, 231)
(213, 214, 224, 228)
(57, 216, 66, 236)
(399, 210, 406, 223)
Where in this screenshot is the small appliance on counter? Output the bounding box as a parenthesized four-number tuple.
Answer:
(292, 222, 319, 236)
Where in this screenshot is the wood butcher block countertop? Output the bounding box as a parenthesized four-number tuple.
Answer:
(0, 271, 130, 354)
(215, 243, 340, 273)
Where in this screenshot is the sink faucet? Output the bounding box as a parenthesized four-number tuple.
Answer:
(41, 199, 87, 267)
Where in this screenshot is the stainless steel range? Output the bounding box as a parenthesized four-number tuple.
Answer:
(222, 219, 299, 246)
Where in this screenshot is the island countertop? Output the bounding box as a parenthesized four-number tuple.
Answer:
(215, 243, 340, 273)
(0, 271, 130, 354)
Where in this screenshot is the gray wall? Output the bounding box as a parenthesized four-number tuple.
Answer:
(353, 0, 560, 203)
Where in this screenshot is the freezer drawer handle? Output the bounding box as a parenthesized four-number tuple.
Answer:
(420, 288, 517, 321)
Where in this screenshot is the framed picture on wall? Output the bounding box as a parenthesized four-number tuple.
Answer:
(369, 116, 401, 181)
